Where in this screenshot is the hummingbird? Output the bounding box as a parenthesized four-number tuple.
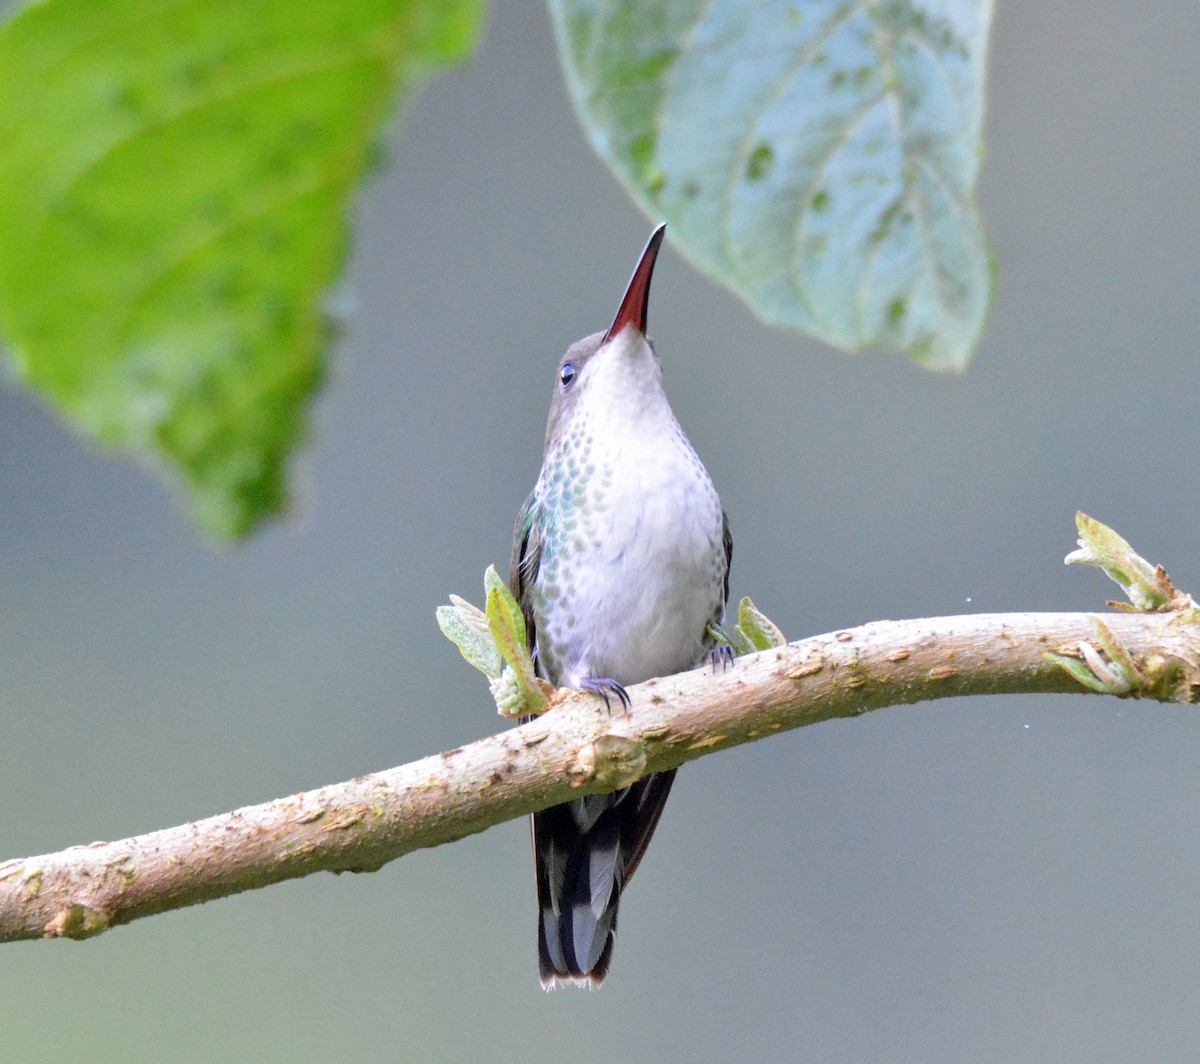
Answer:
(509, 224, 731, 989)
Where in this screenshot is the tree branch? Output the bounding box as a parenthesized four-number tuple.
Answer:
(2, 609, 1198, 944)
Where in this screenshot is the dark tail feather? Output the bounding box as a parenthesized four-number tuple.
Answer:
(534, 769, 676, 989)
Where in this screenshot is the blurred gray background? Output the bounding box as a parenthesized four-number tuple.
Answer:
(3, 3, 1199, 1061)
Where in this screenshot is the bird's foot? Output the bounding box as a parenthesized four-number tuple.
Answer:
(707, 644, 735, 673)
(580, 677, 631, 714)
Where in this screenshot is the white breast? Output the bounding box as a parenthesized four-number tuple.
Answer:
(534, 416, 725, 689)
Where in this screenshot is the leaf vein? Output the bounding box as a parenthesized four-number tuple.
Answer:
(719, 0, 861, 288)
(50, 46, 392, 209)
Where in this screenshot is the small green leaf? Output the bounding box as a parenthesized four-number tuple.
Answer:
(485, 582, 547, 714)
(1045, 651, 1116, 695)
(483, 565, 527, 650)
(436, 597, 503, 678)
(711, 599, 786, 654)
(1065, 513, 1172, 612)
(549, 0, 994, 370)
(0, 0, 482, 536)
(1088, 616, 1137, 682)
(737, 597, 786, 651)
(1047, 617, 1140, 697)
(709, 622, 753, 657)
(485, 586, 525, 665)
(439, 569, 552, 716)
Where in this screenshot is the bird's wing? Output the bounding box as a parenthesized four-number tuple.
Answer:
(721, 508, 733, 611)
(509, 490, 543, 666)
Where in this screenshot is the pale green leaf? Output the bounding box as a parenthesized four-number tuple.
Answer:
(483, 564, 528, 650)
(0, 0, 481, 535)
(549, 0, 994, 370)
(737, 597, 786, 650)
(709, 621, 755, 657)
(439, 570, 550, 716)
(485, 582, 547, 714)
(1045, 651, 1115, 695)
(728, 626, 757, 657)
(436, 599, 503, 678)
(1064, 512, 1171, 612)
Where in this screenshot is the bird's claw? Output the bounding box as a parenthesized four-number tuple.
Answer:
(707, 644, 735, 673)
(580, 677, 632, 714)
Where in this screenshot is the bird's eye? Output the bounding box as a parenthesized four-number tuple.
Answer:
(559, 362, 577, 389)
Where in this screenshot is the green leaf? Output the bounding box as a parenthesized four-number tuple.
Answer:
(438, 570, 552, 717)
(483, 565, 527, 650)
(0, 0, 481, 536)
(737, 597, 786, 651)
(436, 595, 503, 678)
(726, 625, 757, 657)
(1047, 617, 1139, 696)
(1064, 512, 1174, 612)
(549, 0, 994, 370)
(707, 623, 739, 652)
(1045, 651, 1116, 695)
(484, 572, 547, 714)
(710, 598, 787, 655)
